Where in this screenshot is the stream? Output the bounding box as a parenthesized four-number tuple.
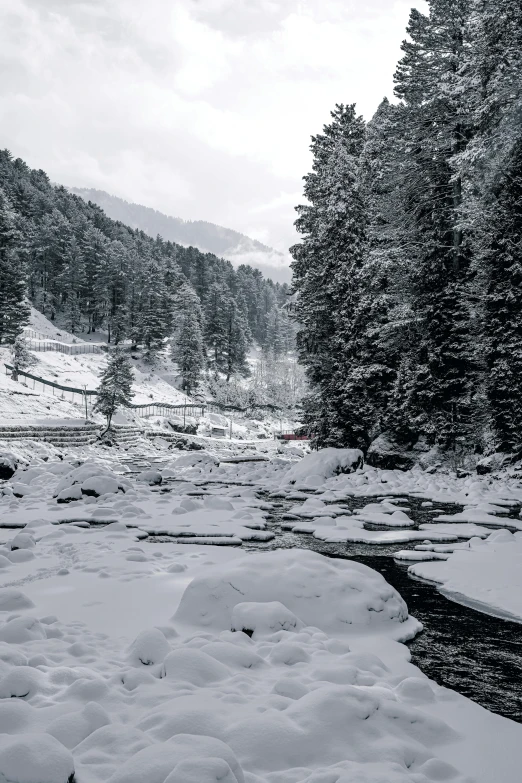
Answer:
(243, 492, 522, 723)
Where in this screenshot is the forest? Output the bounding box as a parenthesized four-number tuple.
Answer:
(291, 0, 522, 459)
(0, 150, 294, 395)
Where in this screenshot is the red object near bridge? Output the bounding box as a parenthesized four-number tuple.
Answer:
(276, 430, 309, 441)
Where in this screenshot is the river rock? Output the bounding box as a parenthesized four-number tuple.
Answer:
(366, 434, 416, 471)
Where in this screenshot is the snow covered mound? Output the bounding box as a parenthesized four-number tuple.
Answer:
(0, 453, 17, 481)
(283, 448, 364, 487)
(409, 529, 522, 622)
(174, 549, 413, 637)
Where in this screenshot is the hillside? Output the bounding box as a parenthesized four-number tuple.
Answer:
(69, 187, 292, 283)
(0, 149, 295, 398)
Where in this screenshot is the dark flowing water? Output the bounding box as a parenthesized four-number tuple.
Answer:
(244, 493, 522, 723)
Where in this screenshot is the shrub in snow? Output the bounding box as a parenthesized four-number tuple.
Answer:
(230, 602, 304, 639)
(174, 550, 409, 636)
(136, 469, 162, 486)
(0, 455, 17, 481)
(0, 732, 75, 783)
(283, 448, 364, 486)
(106, 733, 243, 783)
(128, 629, 171, 667)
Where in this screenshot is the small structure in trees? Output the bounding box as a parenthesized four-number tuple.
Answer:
(94, 347, 134, 430)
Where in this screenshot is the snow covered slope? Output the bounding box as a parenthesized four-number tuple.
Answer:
(0, 309, 191, 425)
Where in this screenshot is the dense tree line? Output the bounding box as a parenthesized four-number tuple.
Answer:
(292, 0, 522, 456)
(0, 151, 294, 390)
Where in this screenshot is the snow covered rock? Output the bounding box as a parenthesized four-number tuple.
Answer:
(0, 732, 74, 783)
(172, 452, 219, 468)
(128, 629, 171, 667)
(107, 733, 244, 783)
(136, 469, 163, 486)
(163, 648, 229, 685)
(231, 601, 304, 638)
(476, 452, 509, 475)
(0, 667, 44, 699)
(0, 590, 34, 612)
(366, 434, 416, 471)
(47, 702, 110, 749)
(81, 475, 123, 497)
(0, 617, 46, 644)
(174, 549, 411, 636)
(0, 454, 16, 481)
(7, 533, 35, 551)
(56, 485, 83, 504)
(283, 448, 364, 486)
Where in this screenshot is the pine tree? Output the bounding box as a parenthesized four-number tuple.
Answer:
(58, 236, 85, 334)
(0, 187, 29, 344)
(204, 282, 231, 375)
(173, 310, 205, 394)
(224, 296, 252, 381)
(460, 0, 522, 450)
(94, 348, 134, 429)
(10, 335, 37, 382)
(290, 104, 368, 447)
(392, 0, 475, 449)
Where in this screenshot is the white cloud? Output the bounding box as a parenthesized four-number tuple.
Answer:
(0, 0, 427, 255)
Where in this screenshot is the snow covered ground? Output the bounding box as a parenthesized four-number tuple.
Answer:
(0, 309, 297, 443)
(0, 445, 521, 781)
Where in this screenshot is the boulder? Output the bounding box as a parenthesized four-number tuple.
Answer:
(366, 434, 416, 471)
(0, 454, 16, 481)
(476, 452, 509, 475)
(136, 469, 162, 486)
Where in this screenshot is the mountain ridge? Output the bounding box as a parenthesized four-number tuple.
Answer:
(69, 187, 292, 283)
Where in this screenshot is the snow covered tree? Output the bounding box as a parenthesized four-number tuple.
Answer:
(224, 296, 252, 381)
(0, 187, 29, 344)
(391, 0, 476, 449)
(173, 310, 205, 394)
(94, 347, 134, 429)
(10, 335, 36, 382)
(204, 282, 232, 375)
(290, 104, 368, 447)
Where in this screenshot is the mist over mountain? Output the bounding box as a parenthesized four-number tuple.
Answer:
(69, 188, 292, 284)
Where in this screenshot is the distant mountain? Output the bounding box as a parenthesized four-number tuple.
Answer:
(69, 188, 292, 283)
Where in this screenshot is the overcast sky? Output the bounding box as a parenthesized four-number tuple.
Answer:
(1, 0, 426, 262)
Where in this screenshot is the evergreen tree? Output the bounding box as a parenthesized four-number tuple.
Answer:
(290, 104, 368, 447)
(224, 296, 252, 381)
(10, 335, 37, 382)
(173, 310, 205, 394)
(204, 282, 231, 375)
(94, 348, 134, 429)
(392, 0, 475, 448)
(0, 187, 29, 344)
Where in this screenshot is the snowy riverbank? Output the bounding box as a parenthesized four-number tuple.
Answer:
(0, 446, 521, 781)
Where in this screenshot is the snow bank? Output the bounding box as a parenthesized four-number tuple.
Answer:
(174, 549, 415, 638)
(409, 529, 522, 621)
(282, 448, 364, 487)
